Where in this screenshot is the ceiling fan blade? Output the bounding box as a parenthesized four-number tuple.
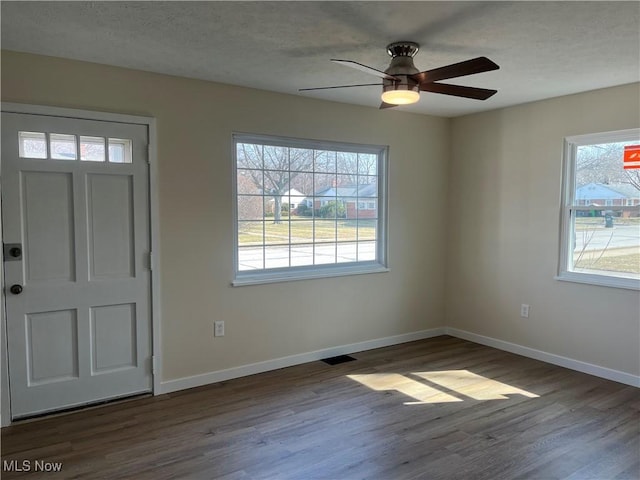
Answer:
(299, 83, 382, 92)
(420, 82, 497, 100)
(379, 102, 398, 109)
(411, 57, 499, 84)
(331, 59, 400, 81)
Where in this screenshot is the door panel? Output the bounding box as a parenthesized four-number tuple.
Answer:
(27, 309, 79, 385)
(87, 173, 135, 279)
(23, 171, 76, 283)
(2, 112, 152, 419)
(91, 303, 137, 374)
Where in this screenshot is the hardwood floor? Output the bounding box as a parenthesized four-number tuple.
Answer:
(2, 336, 639, 479)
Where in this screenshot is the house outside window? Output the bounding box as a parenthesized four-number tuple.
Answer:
(558, 128, 640, 289)
(233, 133, 388, 285)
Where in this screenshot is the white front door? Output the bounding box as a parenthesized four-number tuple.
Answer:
(2, 112, 152, 419)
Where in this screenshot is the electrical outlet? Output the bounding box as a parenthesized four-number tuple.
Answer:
(214, 321, 225, 337)
(520, 304, 530, 318)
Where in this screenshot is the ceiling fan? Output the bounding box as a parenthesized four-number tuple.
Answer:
(299, 42, 499, 109)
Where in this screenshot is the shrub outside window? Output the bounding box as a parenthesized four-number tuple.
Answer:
(233, 133, 389, 285)
(558, 128, 640, 290)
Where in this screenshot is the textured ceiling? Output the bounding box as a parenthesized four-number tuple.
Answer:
(1, 1, 639, 117)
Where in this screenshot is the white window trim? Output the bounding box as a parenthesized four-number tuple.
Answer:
(232, 133, 389, 286)
(557, 128, 640, 290)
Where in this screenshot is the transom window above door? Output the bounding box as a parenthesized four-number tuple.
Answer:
(18, 131, 132, 163)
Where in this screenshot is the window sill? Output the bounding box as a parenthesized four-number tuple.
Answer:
(555, 271, 640, 291)
(233, 264, 389, 287)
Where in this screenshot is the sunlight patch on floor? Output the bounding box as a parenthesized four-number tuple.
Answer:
(348, 373, 462, 404)
(347, 370, 539, 405)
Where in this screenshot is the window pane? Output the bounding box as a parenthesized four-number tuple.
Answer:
(358, 220, 377, 241)
(358, 153, 378, 175)
(80, 136, 105, 162)
(108, 138, 132, 163)
(263, 172, 289, 197)
(575, 141, 640, 207)
(314, 173, 336, 195)
(265, 245, 290, 269)
(572, 210, 640, 276)
(315, 243, 336, 264)
(314, 150, 335, 173)
(237, 170, 262, 194)
(314, 219, 336, 243)
(337, 152, 358, 175)
(264, 146, 288, 171)
(237, 143, 263, 169)
(290, 243, 314, 267)
(337, 220, 358, 242)
(18, 132, 47, 159)
(290, 148, 314, 172)
(238, 221, 264, 246)
(337, 242, 358, 263)
(290, 219, 314, 244)
(561, 130, 640, 286)
(358, 175, 378, 187)
(233, 134, 387, 283)
(238, 246, 263, 271)
(573, 139, 640, 277)
(336, 175, 352, 190)
(50, 134, 77, 160)
(237, 195, 264, 221)
(264, 219, 290, 245)
(358, 241, 376, 261)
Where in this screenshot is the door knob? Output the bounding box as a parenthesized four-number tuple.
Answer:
(10, 284, 23, 295)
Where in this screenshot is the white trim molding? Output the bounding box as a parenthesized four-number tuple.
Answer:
(159, 328, 446, 394)
(446, 327, 640, 388)
(160, 326, 639, 396)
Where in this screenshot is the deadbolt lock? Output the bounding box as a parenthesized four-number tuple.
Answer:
(3, 243, 22, 261)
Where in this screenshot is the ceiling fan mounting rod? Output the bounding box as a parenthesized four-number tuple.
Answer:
(386, 42, 420, 58)
(384, 42, 420, 78)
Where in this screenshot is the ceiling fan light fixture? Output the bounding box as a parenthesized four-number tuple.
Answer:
(381, 83, 420, 105)
(301, 41, 499, 109)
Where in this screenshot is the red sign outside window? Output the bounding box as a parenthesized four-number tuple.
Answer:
(623, 145, 640, 169)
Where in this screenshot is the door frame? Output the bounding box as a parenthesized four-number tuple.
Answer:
(0, 103, 162, 426)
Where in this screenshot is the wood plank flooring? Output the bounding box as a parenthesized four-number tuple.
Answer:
(1, 336, 639, 479)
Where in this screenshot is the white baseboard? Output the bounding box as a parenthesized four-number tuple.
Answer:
(159, 327, 446, 394)
(159, 325, 639, 395)
(445, 327, 640, 388)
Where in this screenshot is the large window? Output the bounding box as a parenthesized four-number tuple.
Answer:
(558, 129, 640, 289)
(233, 134, 388, 285)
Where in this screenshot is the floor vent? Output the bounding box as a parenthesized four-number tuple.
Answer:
(321, 355, 356, 365)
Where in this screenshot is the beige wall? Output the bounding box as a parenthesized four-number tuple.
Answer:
(2, 51, 638, 384)
(447, 83, 640, 376)
(1, 51, 449, 381)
